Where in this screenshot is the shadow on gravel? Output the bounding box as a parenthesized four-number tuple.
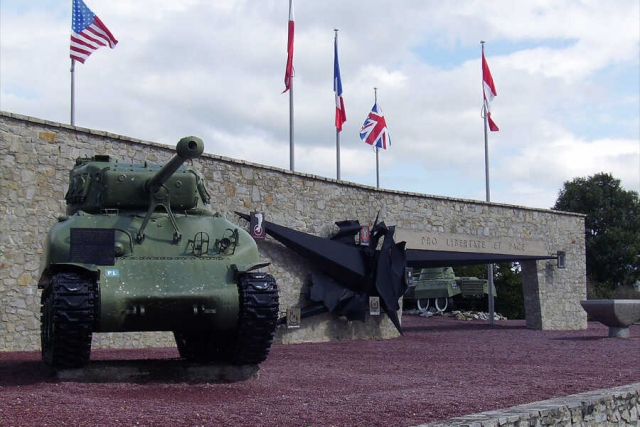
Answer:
(0, 359, 56, 386)
(402, 321, 528, 333)
(0, 353, 258, 386)
(55, 358, 259, 384)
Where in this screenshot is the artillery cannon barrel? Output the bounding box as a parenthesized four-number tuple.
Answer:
(145, 136, 204, 191)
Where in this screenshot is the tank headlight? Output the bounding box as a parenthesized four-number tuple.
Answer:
(219, 237, 231, 252)
(114, 242, 125, 256)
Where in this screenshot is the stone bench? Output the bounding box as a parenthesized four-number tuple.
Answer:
(580, 299, 640, 338)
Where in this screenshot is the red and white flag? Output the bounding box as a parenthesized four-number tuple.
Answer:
(482, 50, 499, 132)
(70, 0, 118, 64)
(283, 0, 295, 93)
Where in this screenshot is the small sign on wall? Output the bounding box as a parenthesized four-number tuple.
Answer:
(287, 307, 301, 328)
(359, 226, 370, 246)
(250, 211, 266, 239)
(369, 296, 380, 316)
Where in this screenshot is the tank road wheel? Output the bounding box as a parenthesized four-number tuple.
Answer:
(40, 272, 96, 369)
(417, 298, 430, 313)
(435, 297, 449, 313)
(229, 272, 279, 365)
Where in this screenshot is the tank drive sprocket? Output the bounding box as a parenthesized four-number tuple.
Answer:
(40, 271, 97, 369)
(173, 272, 279, 364)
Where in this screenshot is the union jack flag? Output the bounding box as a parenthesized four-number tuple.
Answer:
(359, 103, 390, 150)
(70, 0, 118, 64)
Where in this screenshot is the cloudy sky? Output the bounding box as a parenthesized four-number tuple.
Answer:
(2, 0, 639, 210)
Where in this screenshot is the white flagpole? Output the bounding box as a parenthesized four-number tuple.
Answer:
(482, 41, 491, 202)
(335, 29, 340, 181)
(481, 40, 495, 325)
(70, 59, 75, 126)
(374, 87, 380, 189)
(336, 125, 341, 180)
(287, 0, 295, 172)
(289, 74, 294, 171)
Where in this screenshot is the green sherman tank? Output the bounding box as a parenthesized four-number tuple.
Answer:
(454, 275, 496, 310)
(404, 267, 461, 313)
(404, 267, 496, 313)
(37, 136, 279, 369)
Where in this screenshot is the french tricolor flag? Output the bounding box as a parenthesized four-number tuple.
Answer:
(334, 35, 346, 131)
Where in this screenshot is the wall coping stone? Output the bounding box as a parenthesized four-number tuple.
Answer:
(419, 382, 640, 426)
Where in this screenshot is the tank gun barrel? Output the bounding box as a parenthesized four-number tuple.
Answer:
(145, 136, 204, 191)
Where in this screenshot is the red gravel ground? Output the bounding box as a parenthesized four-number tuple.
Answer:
(1, 315, 639, 427)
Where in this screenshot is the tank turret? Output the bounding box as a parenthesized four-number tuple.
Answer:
(38, 136, 279, 370)
(65, 136, 207, 215)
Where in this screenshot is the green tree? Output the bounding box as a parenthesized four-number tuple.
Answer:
(453, 264, 487, 279)
(453, 263, 525, 318)
(552, 173, 640, 291)
(493, 263, 524, 319)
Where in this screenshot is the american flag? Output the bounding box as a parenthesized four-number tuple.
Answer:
(70, 0, 118, 64)
(359, 103, 391, 150)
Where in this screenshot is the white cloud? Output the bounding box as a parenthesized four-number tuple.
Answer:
(1, 0, 638, 211)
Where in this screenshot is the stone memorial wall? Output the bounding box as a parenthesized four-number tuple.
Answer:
(0, 111, 587, 352)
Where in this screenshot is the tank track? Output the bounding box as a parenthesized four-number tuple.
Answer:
(232, 272, 279, 365)
(40, 271, 96, 369)
(173, 272, 279, 365)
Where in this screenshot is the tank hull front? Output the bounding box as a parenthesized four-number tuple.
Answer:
(98, 257, 239, 332)
(39, 211, 261, 333)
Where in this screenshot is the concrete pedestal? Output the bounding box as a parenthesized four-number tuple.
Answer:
(580, 299, 640, 338)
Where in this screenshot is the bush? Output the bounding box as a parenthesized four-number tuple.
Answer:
(495, 281, 525, 319)
(611, 285, 640, 299)
(586, 280, 612, 299)
(587, 281, 640, 299)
